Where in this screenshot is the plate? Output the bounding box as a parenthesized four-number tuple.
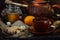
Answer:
(28, 27, 55, 35)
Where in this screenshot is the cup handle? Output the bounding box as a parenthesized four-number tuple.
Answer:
(50, 25, 56, 30)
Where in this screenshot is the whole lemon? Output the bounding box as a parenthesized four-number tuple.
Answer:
(24, 16, 35, 26)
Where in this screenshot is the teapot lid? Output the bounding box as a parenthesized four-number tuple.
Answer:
(32, 0, 47, 4)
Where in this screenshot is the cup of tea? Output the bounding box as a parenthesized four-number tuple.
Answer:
(32, 17, 51, 32)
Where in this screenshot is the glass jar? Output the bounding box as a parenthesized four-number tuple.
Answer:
(1, 4, 23, 24)
(6, 4, 22, 23)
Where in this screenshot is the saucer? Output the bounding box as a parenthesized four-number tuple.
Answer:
(28, 27, 55, 35)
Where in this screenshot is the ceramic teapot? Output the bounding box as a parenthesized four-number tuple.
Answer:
(27, 0, 53, 18)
